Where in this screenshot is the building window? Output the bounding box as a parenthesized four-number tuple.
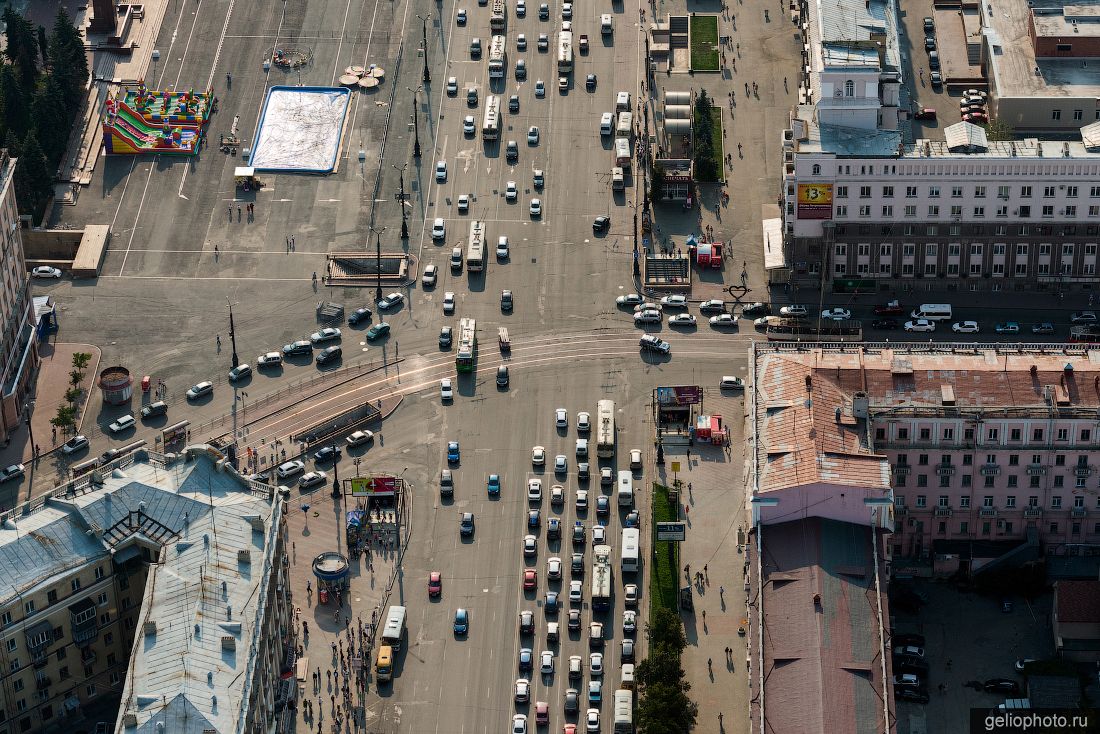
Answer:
(984, 476, 995, 487)
(1055, 475, 1065, 488)
(1083, 429, 1092, 441)
(906, 186, 918, 198)
(859, 186, 871, 198)
(1056, 455, 1066, 466)
(86, 685, 96, 698)
(960, 521, 969, 534)
(1005, 495, 1016, 508)
(1052, 496, 1063, 508)
(859, 206, 871, 217)
(916, 495, 927, 507)
(95, 566, 104, 580)
(97, 593, 108, 606)
(845, 80, 854, 97)
(71, 578, 81, 592)
(883, 186, 894, 198)
(5, 640, 15, 653)
(811, 164, 821, 175)
(899, 428, 909, 439)
(836, 186, 847, 198)
(1, 611, 10, 627)
(47, 590, 57, 605)
(939, 475, 950, 488)
(23, 601, 33, 616)
(952, 186, 963, 198)
(918, 453, 929, 465)
(960, 496, 971, 508)
(104, 632, 113, 645)
(1052, 109, 1061, 120)
(1031, 476, 1042, 488)
(962, 475, 972, 487)
(1050, 522, 1059, 534)
(920, 428, 931, 440)
(1058, 428, 1069, 441)
(882, 205, 893, 217)
(988, 428, 999, 441)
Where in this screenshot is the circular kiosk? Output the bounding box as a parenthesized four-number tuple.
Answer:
(312, 551, 350, 604)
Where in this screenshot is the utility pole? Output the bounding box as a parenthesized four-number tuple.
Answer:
(418, 14, 432, 83)
(227, 297, 240, 367)
(394, 163, 408, 239)
(409, 86, 423, 158)
(370, 225, 387, 301)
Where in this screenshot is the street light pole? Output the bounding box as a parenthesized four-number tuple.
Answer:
(418, 15, 432, 83)
(227, 297, 240, 368)
(394, 164, 408, 240)
(409, 86, 423, 158)
(330, 440, 341, 497)
(370, 226, 387, 301)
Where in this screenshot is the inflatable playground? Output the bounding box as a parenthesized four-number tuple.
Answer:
(102, 82, 215, 155)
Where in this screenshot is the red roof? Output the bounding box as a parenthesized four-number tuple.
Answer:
(1056, 580, 1100, 623)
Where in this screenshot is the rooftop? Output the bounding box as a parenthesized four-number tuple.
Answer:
(1056, 579, 1100, 623)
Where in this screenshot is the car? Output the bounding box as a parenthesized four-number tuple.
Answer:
(624, 584, 638, 606)
(873, 301, 905, 315)
(895, 688, 930, 704)
(661, 295, 688, 308)
(316, 345, 341, 365)
(893, 673, 922, 688)
(186, 381, 213, 400)
(438, 469, 454, 498)
(616, 293, 644, 307)
(587, 679, 602, 704)
(348, 307, 373, 325)
(530, 198, 542, 216)
(821, 308, 852, 321)
(506, 140, 519, 162)
(534, 701, 549, 726)
(928, 50, 940, 69)
(962, 112, 987, 124)
(532, 446, 546, 466)
(378, 292, 405, 309)
(589, 652, 603, 676)
(780, 304, 809, 317)
(633, 301, 663, 313)
(669, 313, 696, 327)
(535, 80, 545, 97)
(914, 107, 936, 120)
(548, 556, 563, 579)
(577, 461, 590, 479)
(457, 194, 470, 212)
(298, 471, 327, 490)
(457, 7, 467, 23)
(32, 265, 62, 278)
(621, 638, 635, 662)
(519, 609, 536, 635)
(623, 610, 637, 634)
(586, 73, 596, 91)
(484, 474, 500, 497)
(514, 677, 531, 703)
(1032, 322, 1056, 334)
(720, 375, 745, 390)
(571, 553, 584, 574)
(450, 247, 463, 270)
(539, 2, 549, 18)
(575, 412, 591, 433)
(555, 408, 569, 428)
(592, 525, 606, 544)
(512, 714, 528, 734)
(924, 35, 935, 50)
(469, 38, 482, 58)
(460, 512, 475, 536)
(1015, 658, 1037, 671)
(505, 181, 517, 202)
(276, 460, 306, 478)
(446, 76, 457, 95)
(568, 609, 582, 631)
(517, 33, 527, 49)
(524, 568, 538, 590)
(961, 95, 986, 107)
(894, 654, 928, 673)
(435, 160, 447, 181)
(453, 608, 469, 634)
(742, 302, 771, 316)
(930, 70, 943, 86)
(585, 708, 599, 733)
(438, 326, 453, 349)
(528, 509, 541, 529)
(515, 58, 527, 79)
(447, 441, 460, 463)
(1072, 311, 1098, 323)
(572, 521, 586, 545)
(496, 235, 510, 258)
(923, 16, 934, 31)
(310, 327, 341, 344)
(904, 319, 936, 332)
(366, 322, 391, 340)
(108, 414, 136, 433)
(624, 510, 640, 527)
(699, 299, 726, 313)
(562, 1, 572, 17)
(313, 445, 341, 463)
(952, 320, 979, 333)
(551, 484, 565, 504)
(871, 318, 900, 330)
(633, 309, 662, 324)
(595, 496, 610, 517)
(554, 455, 567, 473)
(533, 169, 544, 188)
(527, 126, 540, 144)
(561, 20, 572, 31)
(538, 33, 549, 50)
(462, 115, 475, 135)
(984, 678, 1021, 694)
(428, 571, 442, 597)
(539, 649, 555, 674)
(61, 435, 89, 454)
(98, 449, 120, 464)
(440, 378, 453, 401)
(629, 449, 642, 469)
(509, 94, 520, 112)
(995, 321, 1020, 334)
(442, 291, 456, 314)
(894, 645, 925, 658)
(257, 351, 283, 368)
(710, 313, 738, 327)
(568, 580, 584, 604)
(592, 215, 610, 233)
(422, 263, 439, 286)
(564, 688, 580, 713)
(527, 478, 543, 502)
(576, 489, 588, 509)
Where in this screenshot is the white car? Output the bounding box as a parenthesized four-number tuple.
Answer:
(108, 414, 136, 434)
(577, 412, 591, 431)
(554, 455, 567, 473)
(780, 304, 809, 317)
(562, 2, 572, 17)
(562, 20, 572, 31)
(660, 294, 688, 308)
(462, 115, 475, 135)
(524, 534, 538, 557)
(555, 408, 568, 428)
(532, 446, 546, 466)
(378, 292, 405, 309)
(709, 313, 738, 327)
(446, 76, 458, 95)
(616, 294, 643, 307)
(600, 467, 613, 485)
(699, 299, 726, 313)
(443, 291, 456, 314)
(548, 557, 562, 579)
(592, 525, 606, 544)
(257, 351, 282, 367)
(457, 193, 470, 213)
(32, 266, 62, 278)
(435, 160, 447, 181)
(624, 584, 639, 606)
(496, 235, 510, 258)
(512, 714, 528, 734)
(540, 650, 554, 674)
(186, 381, 213, 400)
(515, 678, 530, 702)
(228, 363, 252, 382)
(516, 0, 526, 14)
(310, 327, 341, 344)
(422, 264, 438, 286)
(952, 320, 979, 333)
(821, 308, 851, 321)
(569, 580, 583, 603)
(528, 478, 543, 501)
(517, 33, 527, 49)
(551, 484, 565, 504)
(298, 470, 327, 490)
(623, 610, 637, 634)
(506, 181, 518, 202)
(528, 126, 540, 144)
(629, 449, 642, 469)
(576, 489, 588, 509)
(431, 218, 446, 240)
(440, 378, 453, 401)
(585, 709, 599, 733)
(346, 430, 374, 447)
(589, 652, 603, 676)
(669, 313, 697, 326)
(530, 198, 542, 216)
(61, 435, 90, 454)
(633, 309, 662, 324)
(904, 319, 936, 332)
(633, 302, 663, 312)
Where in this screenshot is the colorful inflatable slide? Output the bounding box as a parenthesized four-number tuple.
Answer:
(102, 82, 215, 155)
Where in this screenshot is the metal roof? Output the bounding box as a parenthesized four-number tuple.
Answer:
(944, 121, 989, 152)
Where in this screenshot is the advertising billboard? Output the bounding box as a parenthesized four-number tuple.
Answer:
(350, 475, 398, 497)
(656, 385, 702, 406)
(796, 183, 833, 220)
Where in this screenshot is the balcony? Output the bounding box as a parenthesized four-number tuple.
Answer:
(1024, 507, 1043, 518)
(35, 676, 51, 690)
(895, 505, 908, 515)
(980, 464, 1001, 476)
(980, 508, 997, 517)
(69, 597, 98, 647)
(1072, 508, 1088, 518)
(80, 647, 97, 664)
(1075, 466, 1092, 477)
(1026, 464, 1046, 476)
(936, 465, 956, 476)
(934, 507, 953, 517)
(893, 465, 911, 475)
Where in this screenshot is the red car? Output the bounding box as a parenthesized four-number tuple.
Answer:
(535, 701, 549, 724)
(963, 112, 988, 124)
(913, 108, 936, 120)
(523, 569, 538, 591)
(873, 300, 904, 316)
(563, 726, 577, 734)
(428, 571, 442, 597)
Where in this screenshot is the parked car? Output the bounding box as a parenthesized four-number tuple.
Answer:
(61, 435, 90, 454)
(108, 415, 137, 434)
(779, 304, 808, 317)
(1032, 322, 1056, 334)
(913, 107, 936, 120)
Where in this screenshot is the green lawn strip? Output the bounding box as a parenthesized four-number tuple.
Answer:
(650, 482, 679, 615)
(690, 16, 720, 71)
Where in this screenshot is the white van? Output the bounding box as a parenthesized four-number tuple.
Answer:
(611, 167, 624, 190)
(616, 111, 633, 138)
(601, 14, 613, 34)
(576, 438, 589, 457)
(617, 470, 634, 507)
(620, 664, 635, 689)
(615, 91, 630, 111)
(600, 112, 614, 136)
(910, 303, 953, 321)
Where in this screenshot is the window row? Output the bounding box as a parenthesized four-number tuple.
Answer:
(897, 493, 1099, 509)
(824, 184, 1100, 199)
(883, 426, 1095, 444)
(832, 204, 1100, 219)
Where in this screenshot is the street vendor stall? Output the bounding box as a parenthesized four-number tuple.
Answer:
(234, 166, 263, 191)
(693, 414, 727, 445)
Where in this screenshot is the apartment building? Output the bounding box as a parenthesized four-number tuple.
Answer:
(0, 150, 38, 442)
(0, 447, 290, 734)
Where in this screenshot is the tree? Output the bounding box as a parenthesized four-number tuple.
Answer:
(985, 117, 1013, 142)
(64, 386, 81, 406)
(71, 352, 91, 371)
(636, 646, 686, 688)
(693, 89, 713, 147)
(650, 162, 666, 202)
(13, 129, 53, 216)
(0, 63, 30, 140)
(37, 26, 49, 67)
(48, 8, 89, 110)
(50, 404, 76, 432)
(32, 76, 70, 163)
(3, 8, 39, 94)
(69, 369, 83, 388)
(647, 607, 687, 653)
(636, 680, 699, 733)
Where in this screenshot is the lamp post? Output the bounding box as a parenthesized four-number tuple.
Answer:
(418, 14, 431, 83)
(394, 163, 408, 240)
(331, 440, 342, 497)
(24, 400, 36, 461)
(370, 225, 387, 302)
(628, 201, 641, 277)
(227, 297, 240, 368)
(408, 85, 423, 158)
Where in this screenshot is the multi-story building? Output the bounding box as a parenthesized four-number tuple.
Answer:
(0, 446, 290, 734)
(775, 0, 1100, 294)
(0, 150, 38, 441)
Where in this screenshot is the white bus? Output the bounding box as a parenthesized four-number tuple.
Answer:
(488, 35, 507, 78)
(616, 111, 633, 138)
(592, 544, 612, 612)
(621, 528, 640, 573)
(381, 605, 407, 651)
(617, 470, 634, 507)
(557, 31, 573, 73)
(613, 689, 634, 733)
(490, 0, 506, 31)
(482, 95, 501, 140)
(596, 399, 615, 458)
(467, 220, 486, 272)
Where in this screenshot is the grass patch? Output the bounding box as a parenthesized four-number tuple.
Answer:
(650, 482, 680, 616)
(709, 107, 724, 179)
(689, 15, 720, 71)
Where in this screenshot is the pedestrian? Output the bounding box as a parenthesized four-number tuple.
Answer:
(237, 205, 241, 220)
(702, 609, 706, 622)
(704, 563, 709, 577)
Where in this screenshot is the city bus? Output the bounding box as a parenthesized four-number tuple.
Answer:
(482, 95, 501, 140)
(765, 319, 863, 342)
(381, 605, 406, 651)
(457, 318, 478, 372)
(375, 645, 393, 682)
(596, 399, 615, 458)
(621, 528, 640, 574)
(591, 544, 612, 612)
(490, 0, 506, 32)
(467, 220, 486, 271)
(487, 35, 507, 78)
(1070, 325, 1100, 343)
(613, 689, 634, 733)
(557, 31, 573, 73)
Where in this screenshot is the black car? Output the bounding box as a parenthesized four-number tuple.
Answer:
(313, 446, 342, 463)
(283, 340, 312, 356)
(316, 345, 342, 365)
(571, 552, 584, 574)
(895, 688, 929, 704)
(439, 326, 453, 348)
(984, 679, 1021, 695)
(509, 95, 520, 113)
(893, 633, 926, 647)
(741, 302, 771, 316)
(872, 318, 900, 330)
(586, 74, 596, 91)
(893, 654, 928, 672)
(593, 216, 610, 233)
(506, 140, 518, 162)
(348, 307, 372, 325)
(520, 610, 535, 635)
